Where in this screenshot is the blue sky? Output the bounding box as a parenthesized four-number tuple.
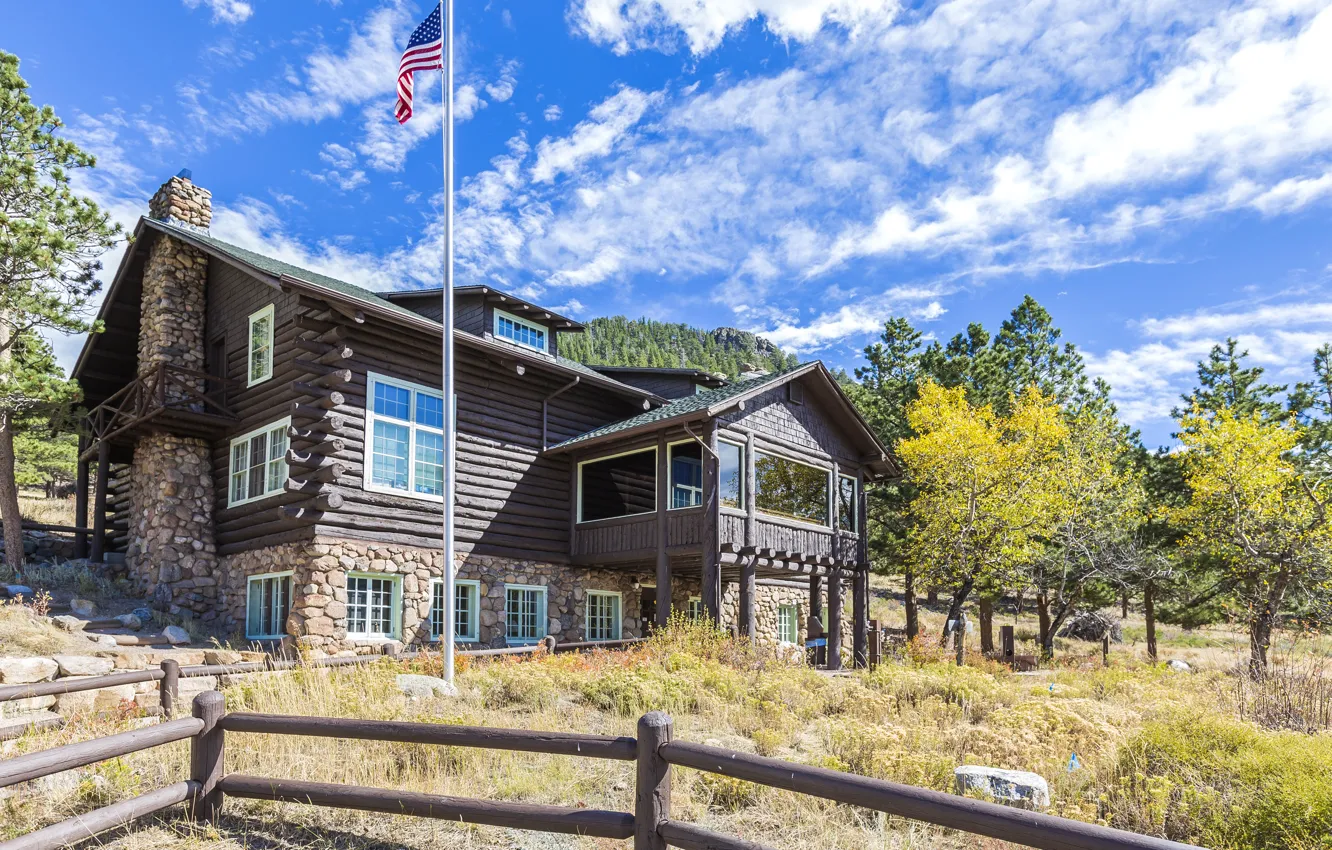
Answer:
(6, 0, 1332, 447)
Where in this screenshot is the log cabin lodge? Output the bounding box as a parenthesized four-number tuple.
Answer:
(69, 173, 896, 668)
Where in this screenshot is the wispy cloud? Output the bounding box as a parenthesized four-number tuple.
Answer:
(182, 0, 253, 25)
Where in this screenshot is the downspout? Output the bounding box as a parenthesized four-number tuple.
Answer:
(542, 376, 580, 451)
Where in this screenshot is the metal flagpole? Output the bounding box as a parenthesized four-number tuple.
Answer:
(440, 0, 457, 686)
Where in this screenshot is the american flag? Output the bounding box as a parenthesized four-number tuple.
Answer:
(395, 4, 444, 124)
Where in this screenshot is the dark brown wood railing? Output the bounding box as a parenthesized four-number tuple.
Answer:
(0, 690, 1205, 850)
(80, 363, 238, 459)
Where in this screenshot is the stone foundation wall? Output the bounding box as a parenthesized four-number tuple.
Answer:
(125, 433, 217, 617)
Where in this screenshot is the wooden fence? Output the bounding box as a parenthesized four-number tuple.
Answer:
(0, 691, 1204, 850)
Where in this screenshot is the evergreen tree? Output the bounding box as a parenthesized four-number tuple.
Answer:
(992, 295, 1090, 411)
(0, 51, 120, 570)
(1173, 338, 1285, 424)
(559, 316, 798, 377)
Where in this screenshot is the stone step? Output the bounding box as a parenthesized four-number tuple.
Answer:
(0, 710, 65, 741)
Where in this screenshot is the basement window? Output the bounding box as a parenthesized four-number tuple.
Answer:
(365, 372, 445, 500)
(247, 304, 274, 386)
(754, 450, 829, 526)
(777, 604, 799, 645)
(430, 578, 480, 643)
(228, 418, 290, 507)
(586, 590, 622, 641)
(505, 584, 547, 645)
(347, 573, 400, 639)
(246, 572, 292, 640)
(578, 447, 657, 522)
(687, 597, 703, 620)
(494, 308, 547, 352)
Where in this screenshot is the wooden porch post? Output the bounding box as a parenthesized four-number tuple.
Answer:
(827, 568, 843, 670)
(739, 556, 756, 640)
(701, 419, 721, 625)
(89, 441, 110, 564)
(655, 432, 671, 629)
(739, 432, 757, 640)
(74, 436, 89, 560)
(852, 568, 868, 668)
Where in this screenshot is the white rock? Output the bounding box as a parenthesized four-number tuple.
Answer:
(116, 614, 143, 631)
(69, 599, 97, 618)
(954, 766, 1050, 809)
(88, 634, 118, 649)
(161, 625, 190, 645)
(0, 657, 59, 684)
(51, 615, 86, 632)
(1166, 659, 1192, 673)
(53, 655, 115, 677)
(0, 694, 57, 718)
(397, 674, 458, 700)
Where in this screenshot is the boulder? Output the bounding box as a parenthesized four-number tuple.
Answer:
(132, 607, 154, 625)
(116, 614, 143, 631)
(0, 656, 59, 684)
(161, 625, 190, 645)
(1, 585, 34, 599)
(51, 615, 86, 632)
(954, 766, 1050, 809)
(397, 674, 458, 700)
(53, 655, 115, 677)
(87, 634, 119, 649)
(69, 599, 97, 618)
(203, 650, 243, 665)
(0, 694, 57, 718)
(1057, 611, 1123, 644)
(1167, 659, 1192, 673)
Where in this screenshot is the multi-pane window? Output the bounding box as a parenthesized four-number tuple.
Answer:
(686, 598, 703, 620)
(365, 373, 446, 499)
(718, 440, 744, 509)
(669, 442, 702, 509)
(586, 591, 622, 641)
(838, 475, 857, 532)
(505, 584, 547, 644)
(247, 304, 274, 386)
(228, 418, 290, 506)
(777, 604, 799, 645)
(430, 579, 479, 642)
(578, 448, 656, 522)
(494, 309, 547, 352)
(347, 574, 399, 639)
(754, 451, 830, 525)
(246, 572, 291, 639)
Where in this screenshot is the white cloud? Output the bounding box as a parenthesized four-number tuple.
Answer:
(531, 87, 660, 183)
(183, 0, 253, 25)
(569, 0, 899, 55)
(544, 104, 563, 121)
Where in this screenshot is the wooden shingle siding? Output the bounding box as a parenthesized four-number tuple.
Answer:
(721, 378, 860, 467)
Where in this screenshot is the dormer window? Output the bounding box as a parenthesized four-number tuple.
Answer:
(494, 308, 547, 353)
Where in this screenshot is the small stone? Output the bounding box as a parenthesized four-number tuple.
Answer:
(52, 615, 86, 632)
(1166, 659, 1192, 673)
(954, 766, 1050, 809)
(203, 650, 243, 665)
(132, 607, 154, 624)
(116, 614, 143, 631)
(69, 598, 97, 618)
(161, 625, 190, 644)
(397, 674, 458, 700)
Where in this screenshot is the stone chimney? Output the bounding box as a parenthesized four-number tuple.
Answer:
(127, 170, 218, 616)
(148, 169, 212, 230)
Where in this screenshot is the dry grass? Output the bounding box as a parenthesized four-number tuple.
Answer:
(13, 491, 75, 526)
(11, 621, 1324, 850)
(0, 604, 72, 656)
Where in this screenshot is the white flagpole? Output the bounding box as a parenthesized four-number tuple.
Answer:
(440, 0, 457, 686)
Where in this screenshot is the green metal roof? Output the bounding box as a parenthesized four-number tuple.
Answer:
(550, 362, 813, 450)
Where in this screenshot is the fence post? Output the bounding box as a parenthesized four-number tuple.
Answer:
(1102, 635, 1110, 667)
(954, 614, 965, 667)
(867, 619, 882, 669)
(189, 691, 226, 823)
(159, 659, 180, 719)
(1001, 625, 1015, 663)
(635, 711, 672, 850)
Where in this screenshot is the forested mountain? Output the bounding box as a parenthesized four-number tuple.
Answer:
(561, 316, 798, 378)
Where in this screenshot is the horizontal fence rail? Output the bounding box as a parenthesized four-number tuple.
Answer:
(220, 713, 638, 760)
(219, 775, 636, 838)
(0, 693, 1207, 850)
(657, 739, 1201, 850)
(0, 668, 165, 703)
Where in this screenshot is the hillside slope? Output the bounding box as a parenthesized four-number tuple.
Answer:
(560, 316, 798, 378)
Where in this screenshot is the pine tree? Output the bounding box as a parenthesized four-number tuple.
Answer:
(1174, 338, 1285, 424)
(991, 295, 1089, 410)
(0, 51, 120, 570)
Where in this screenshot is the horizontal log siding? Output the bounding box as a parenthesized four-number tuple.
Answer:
(296, 317, 644, 558)
(205, 265, 309, 553)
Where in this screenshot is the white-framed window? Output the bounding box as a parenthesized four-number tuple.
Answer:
(245, 571, 291, 640)
(347, 573, 400, 639)
(577, 447, 657, 522)
(505, 584, 547, 644)
(228, 417, 290, 507)
(686, 597, 703, 621)
(778, 604, 799, 645)
(669, 441, 702, 509)
(494, 308, 547, 352)
(586, 590, 622, 641)
(247, 304, 274, 386)
(364, 372, 445, 501)
(430, 578, 479, 643)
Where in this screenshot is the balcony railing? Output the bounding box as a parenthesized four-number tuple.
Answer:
(81, 364, 238, 459)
